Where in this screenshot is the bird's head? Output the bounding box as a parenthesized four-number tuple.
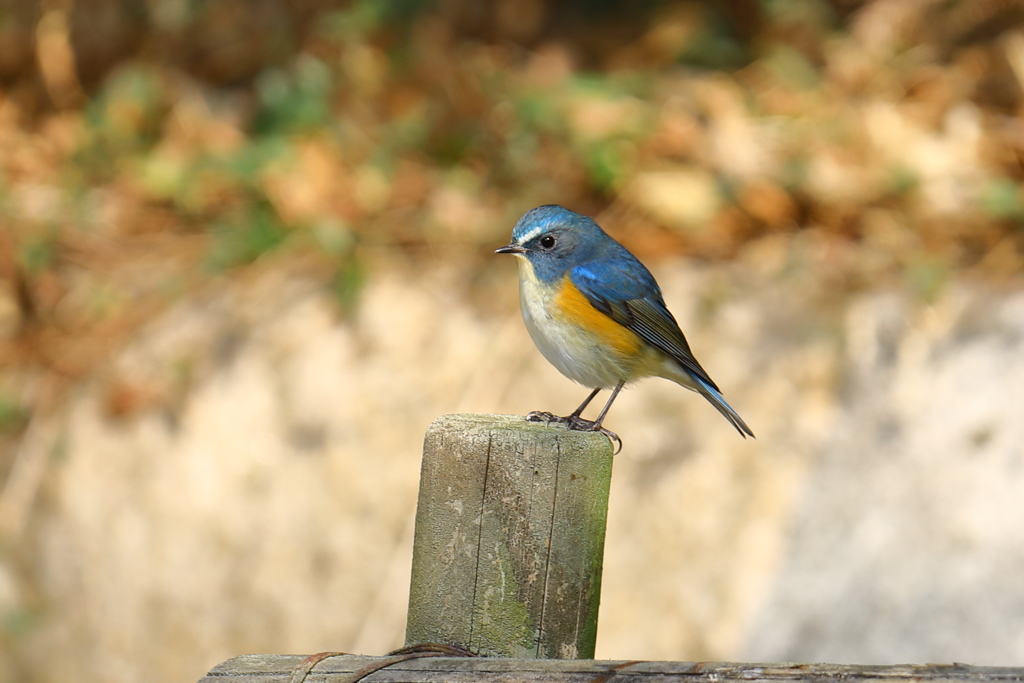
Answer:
(495, 205, 608, 282)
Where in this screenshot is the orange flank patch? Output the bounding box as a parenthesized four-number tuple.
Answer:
(554, 276, 643, 357)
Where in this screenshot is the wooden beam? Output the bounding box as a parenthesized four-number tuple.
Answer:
(199, 654, 1024, 683)
(405, 414, 614, 658)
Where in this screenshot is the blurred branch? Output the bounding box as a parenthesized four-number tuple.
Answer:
(0, 410, 61, 539)
(36, 2, 85, 109)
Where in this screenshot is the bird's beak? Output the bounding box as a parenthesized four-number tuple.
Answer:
(495, 244, 526, 255)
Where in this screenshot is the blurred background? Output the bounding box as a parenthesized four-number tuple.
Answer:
(1, 0, 1024, 681)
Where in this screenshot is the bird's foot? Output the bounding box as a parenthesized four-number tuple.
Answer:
(526, 411, 622, 453)
(526, 410, 567, 425)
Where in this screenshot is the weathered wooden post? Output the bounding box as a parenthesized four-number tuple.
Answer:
(405, 413, 615, 658)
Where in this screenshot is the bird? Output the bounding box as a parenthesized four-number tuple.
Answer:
(495, 205, 753, 448)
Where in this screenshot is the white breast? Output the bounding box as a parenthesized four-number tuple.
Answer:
(514, 258, 639, 389)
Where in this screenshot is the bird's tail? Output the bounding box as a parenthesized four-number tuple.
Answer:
(692, 375, 755, 438)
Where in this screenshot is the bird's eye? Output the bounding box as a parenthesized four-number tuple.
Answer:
(539, 235, 556, 250)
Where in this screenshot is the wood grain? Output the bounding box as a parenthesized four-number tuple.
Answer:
(200, 654, 1024, 683)
(405, 414, 615, 658)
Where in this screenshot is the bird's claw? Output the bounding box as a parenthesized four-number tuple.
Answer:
(526, 411, 622, 454)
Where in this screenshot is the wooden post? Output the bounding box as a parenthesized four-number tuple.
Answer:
(405, 414, 614, 658)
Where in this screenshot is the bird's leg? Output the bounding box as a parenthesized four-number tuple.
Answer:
(590, 380, 624, 429)
(527, 382, 624, 453)
(577, 380, 624, 452)
(570, 387, 602, 418)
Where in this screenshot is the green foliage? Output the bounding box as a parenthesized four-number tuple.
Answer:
(253, 56, 334, 136)
(981, 178, 1024, 224)
(762, 46, 821, 90)
(887, 166, 920, 197)
(907, 254, 948, 303)
(0, 393, 28, 434)
(331, 255, 364, 314)
(427, 122, 479, 167)
(318, 0, 428, 41)
(2, 606, 41, 638)
(227, 137, 290, 187)
(309, 219, 364, 312)
(762, 0, 838, 30)
(584, 140, 632, 192)
(379, 108, 431, 157)
(18, 236, 55, 276)
(74, 65, 168, 186)
(676, 9, 750, 70)
(206, 203, 289, 271)
(86, 65, 166, 148)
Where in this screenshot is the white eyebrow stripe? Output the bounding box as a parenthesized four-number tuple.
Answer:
(517, 225, 543, 245)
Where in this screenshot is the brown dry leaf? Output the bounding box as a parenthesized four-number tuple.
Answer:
(740, 179, 796, 229)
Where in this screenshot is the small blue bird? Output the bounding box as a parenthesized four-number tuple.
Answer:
(496, 205, 753, 446)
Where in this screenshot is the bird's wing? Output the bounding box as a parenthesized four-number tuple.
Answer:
(569, 264, 721, 392)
